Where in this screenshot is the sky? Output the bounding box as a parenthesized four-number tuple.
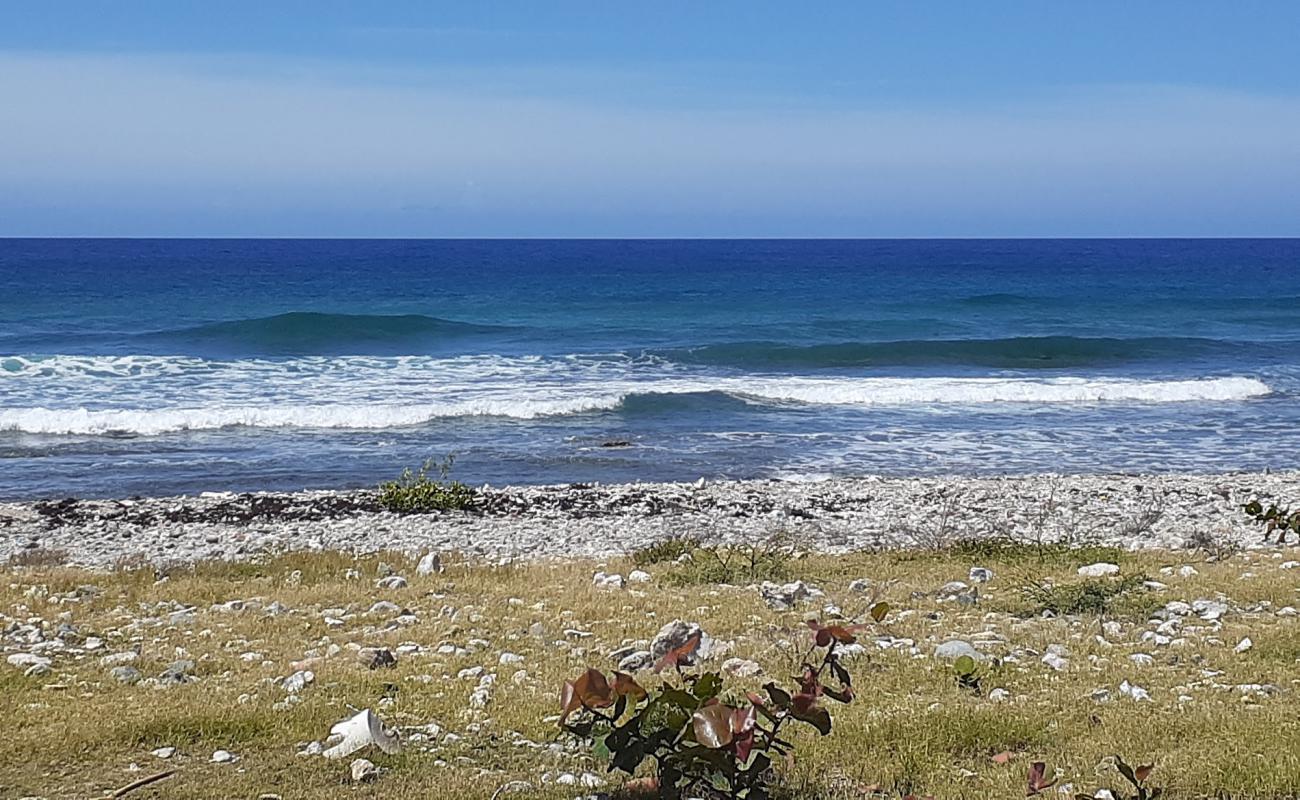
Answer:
(1, 2, 1299, 237)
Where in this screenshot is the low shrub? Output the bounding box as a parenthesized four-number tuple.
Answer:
(1242, 499, 1300, 544)
(377, 456, 475, 513)
(632, 536, 702, 566)
(559, 607, 887, 799)
(659, 536, 796, 587)
(1020, 573, 1154, 617)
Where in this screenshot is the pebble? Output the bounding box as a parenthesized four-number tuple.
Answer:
(968, 566, 994, 584)
(1077, 563, 1120, 578)
(211, 750, 238, 763)
(3, 473, 1291, 567)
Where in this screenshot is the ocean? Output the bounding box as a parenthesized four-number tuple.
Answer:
(1, 238, 1297, 500)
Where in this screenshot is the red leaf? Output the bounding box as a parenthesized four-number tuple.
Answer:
(611, 671, 646, 702)
(805, 619, 865, 646)
(569, 668, 615, 713)
(559, 679, 581, 724)
(692, 701, 735, 749)
(790, 692, 832, 735)
(1134, 765, 1154, 783)
(732, 728, 755, 763)
(1026, 761, 1056, 795)
(730, 704, 757, 736)
(653, 633, 701, 673)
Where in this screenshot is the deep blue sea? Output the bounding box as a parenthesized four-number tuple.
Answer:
(2, 239, 1298, 499)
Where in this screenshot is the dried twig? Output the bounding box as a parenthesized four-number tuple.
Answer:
(110, 769, 176, 798)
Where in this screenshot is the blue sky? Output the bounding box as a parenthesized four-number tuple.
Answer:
(2, 2, 1298, 236)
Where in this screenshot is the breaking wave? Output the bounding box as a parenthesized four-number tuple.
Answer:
(648, 336, 1262, 370)
(0, 376, 1272, 436)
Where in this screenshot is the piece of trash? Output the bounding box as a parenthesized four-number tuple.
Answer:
(322, 709, 402, 759)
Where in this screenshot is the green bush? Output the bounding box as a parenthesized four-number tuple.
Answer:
(660, 536, 796, 587)
(377, 457, 475, 513)
(632, 535, 702, 566)
(1021, 573, 1154, 617)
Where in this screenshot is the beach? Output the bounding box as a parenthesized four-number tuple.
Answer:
(5, 470, 1294, 568)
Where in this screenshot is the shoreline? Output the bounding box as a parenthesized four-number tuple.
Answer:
(3, 470, 1295, 568)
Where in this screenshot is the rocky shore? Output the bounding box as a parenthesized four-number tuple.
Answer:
(2, 471, 1296, 568)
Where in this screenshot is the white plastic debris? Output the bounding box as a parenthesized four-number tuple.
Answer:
(323, 709, 402, 759)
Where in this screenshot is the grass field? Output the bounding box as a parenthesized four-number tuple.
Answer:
(4, 541, 1300, 799)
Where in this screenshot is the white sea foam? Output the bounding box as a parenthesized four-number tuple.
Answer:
(0, 369, 1272, 435)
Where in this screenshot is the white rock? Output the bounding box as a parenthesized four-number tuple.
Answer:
(416, 552, 443, 576)
(720, 657, 763, 677)
(1129, 653, 1154, 666)
(934, 640, 984, 662)
(988, 688, 1011, 702)
(592, 572, 625, 590)
(1177, 565, 1199, 578)
(1234, 637, 1253, 654)
(968, 567, 994, 584)
(7, 653, 51, 670)
(499, 652, 524, 665)
(937, 580, 969, 597)
(1041, 652, 1069, 671)
(1077, 563, 1120, 578)
(1119, 680, 1151, 702)
(1193, 599, 1228, 621)
(627, 570, 652, 583)
(100, 651, 138, 667)
(150, 747, 176, 759)
(1280, 561, 1300, 570)
(211, 750, 238, 763)
(283, 670, 314, 693)
(650, 620, 712, 663)
(759, 580, 822, 610)
(375, 575, 408, 590)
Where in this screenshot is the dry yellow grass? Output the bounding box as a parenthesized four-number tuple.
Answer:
(3, 544, 1300, 799)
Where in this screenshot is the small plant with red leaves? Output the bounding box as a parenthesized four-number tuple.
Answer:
(1242, 499, 1300, 544)
(558, 602, 890, 799)
(1077, 757, 1161, 800)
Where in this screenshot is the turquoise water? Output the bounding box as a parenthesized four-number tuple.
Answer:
(1, 238, 1298, 498)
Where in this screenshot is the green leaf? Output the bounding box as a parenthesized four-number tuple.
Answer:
(694, 672, 723, 700)
(660, 686, 700, 710)
(953, 654, 977, 676)
(592, 733, 611, 760)
(763, 682, 792, 709)
(870, 601, 890, 622)
(1115, 756, 1139, 788)
(609, 739, 646, 774)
